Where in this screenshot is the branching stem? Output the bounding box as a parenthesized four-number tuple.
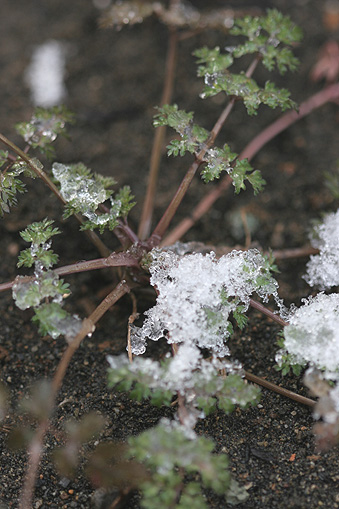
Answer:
(0, 252, 140, 293)
(0, 133, 111, 258)
(162, 82, 339, 245)
(149, 56, 261, 245)
(18, 280, 132, 509)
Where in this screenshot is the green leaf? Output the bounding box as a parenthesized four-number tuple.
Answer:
(194, 46, 233, 76)
(201, 144, 237, 182)
(15, 106, 74, 158)
(229, 159, 266, 194)
(153, 104, 193, 133)
(0, 172, 26, 217)
(230, 9, 302, 74)
(19, 218, 60, 245)
(32, 301, 81, 340)
(154, 104, 209, 158)
(52, 162, 134, 233)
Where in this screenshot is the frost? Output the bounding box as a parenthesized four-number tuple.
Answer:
(47, 313, 82, 342)
(133, 248, 279, 357)
(304, 209, 339, 289)
(129, 324, 147, 355)
(25, 40, 67, 107)
(284, 293, 339, 374)
(12, 272, 61, 310)
(52, 163, 107, 212)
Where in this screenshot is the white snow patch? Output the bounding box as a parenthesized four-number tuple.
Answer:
(284, 293, 339, 374)
(305, 209, 339, 289)
(25, 40, 67, 107)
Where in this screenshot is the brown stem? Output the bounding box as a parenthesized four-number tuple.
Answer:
(18, 280, 132, 509)
(245, 371, 315, 408)
(150, 57, 261, 245)
(249, 298, 288, 327)
(149, 98, 238, 243)
(138, 27, 179, 240)
(272, 245, 319, 260)
(0, 251, 140, 293)
(240, 82, 339, 161)
(162, 82, 339, 245)
(0, 133, 110, 258)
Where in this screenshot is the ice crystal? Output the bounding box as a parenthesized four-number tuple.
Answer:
(25, 40, 67, 107)
(304, 209, 339, 289)
(12, 272, 62, 311)
(284, 293, 339, 374)
(131, 248, 279, 357)
(52, 163, 108, 211)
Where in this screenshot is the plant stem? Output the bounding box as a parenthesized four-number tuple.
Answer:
(240, 82, 339, 161)
(244, 371, 315, 408)
(249, 298, 288, 327)
(18, 280, 132, 509)
(149, 56, 261, 245)
(272, 245, 319, 260)
(0, 133, 111, 258)
(161, 82, 339, 245)
(149, 98, 237, 243)
(0, 252, 140, 293)
(138, 26, 179, 240)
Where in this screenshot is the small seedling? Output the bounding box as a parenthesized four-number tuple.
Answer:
(1, 3, 339, 507)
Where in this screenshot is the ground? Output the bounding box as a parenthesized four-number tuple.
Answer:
(1, 0, 339, 507)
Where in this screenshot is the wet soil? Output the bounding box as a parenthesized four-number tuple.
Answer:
(1, 1, 339, 508)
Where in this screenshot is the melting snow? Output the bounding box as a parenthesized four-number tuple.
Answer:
(25, 40, 67, 107)
(305, 209, 339, 289)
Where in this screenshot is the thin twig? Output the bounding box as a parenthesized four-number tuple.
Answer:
(138, 26, 179, 240)
(18, 280, 133, 509)
(245, 371, 315, 408)
(0, 133, 111, 258)
(272, 245, 319, 260)
(0, 252, 140, 293)
(249, 298, 288, 327)
(162, 82, 339, 245)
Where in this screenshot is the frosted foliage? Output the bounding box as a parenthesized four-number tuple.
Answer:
(52, 163, 107, 211)
(132, 248, 279, 356)
(12, 272, 61, 311)
(305, 209, 339, 289)
(284, 293, 339, 373)
(25, 40, 67, 107)
(109, 345, 240, 394)
(49, 314, 82, 342)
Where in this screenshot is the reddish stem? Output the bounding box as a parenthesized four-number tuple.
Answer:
(138, 26, 179, 240)
(18, 280, 132, 509)
(249, 298, 288, 327)
(0, 251, 140, 293)
(162, 82, 339, 245)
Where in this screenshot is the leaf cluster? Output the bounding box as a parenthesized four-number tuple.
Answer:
(0, 151, 40, 217)
(127, 419, 232, 508)
(195, 9, 301, 114)
(15, 106, 74, 158)
(17, 218, 61, 270)
(230, 9, 302, 73)
(52, 162, 135, 233)
(202, 145, 265, 194)
(154, 104, 209, 157)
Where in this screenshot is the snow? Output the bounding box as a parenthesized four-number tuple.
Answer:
(284, 293, 339, 374)
(305, 209, 339, 289)
(131, 247, 280, 357)
(25, 40, 67, 107)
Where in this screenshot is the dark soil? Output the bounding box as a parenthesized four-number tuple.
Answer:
(1, 1, 339, 508)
